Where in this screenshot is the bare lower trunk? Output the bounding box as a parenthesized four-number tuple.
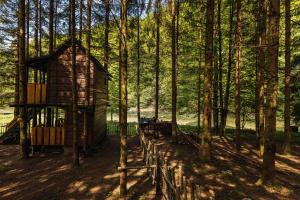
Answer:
(235, 0, 241, 151)
(217, 0, 224, 136)
(71, 0, 79, 167)
(257, 0, 267, 156)
(155, 0, 161, 121)
(171, 0, 177, 143)
(201, 0, 214, 160)
(222, 0, 234, 135)
(119, 0, 128, 197)
(19, 0, 29, 159)
(260, 0, 280, 185)
(283, 0, 291, 155)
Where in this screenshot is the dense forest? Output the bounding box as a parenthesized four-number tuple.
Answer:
(0, 0, 300, 199)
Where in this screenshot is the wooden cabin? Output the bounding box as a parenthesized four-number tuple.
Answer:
(8, 39, 111, 148)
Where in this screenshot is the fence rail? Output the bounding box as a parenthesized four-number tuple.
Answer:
(139, 130, 203, 200)
(107, 121, 137, 136)
(0, 123, 8, 136)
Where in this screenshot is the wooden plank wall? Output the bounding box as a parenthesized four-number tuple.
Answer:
(45, 45, 107, 146)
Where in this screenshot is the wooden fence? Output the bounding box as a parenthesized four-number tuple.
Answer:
(107, 121, 137, 136)
(0, 123, 7, 136)
(139, 130, 203, 200)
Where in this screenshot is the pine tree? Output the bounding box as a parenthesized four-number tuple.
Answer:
(257, 0, 267, 156)
(18, 0, 29, 158)
(71, 0, 79, 167)
(235, 0, 241, 150)
(259, 0, 280, 184)
(283, 0, 291, 154)
(171, 0, 177, 142)
(119, 0, 128, 197)
(201, 0, 214, 160)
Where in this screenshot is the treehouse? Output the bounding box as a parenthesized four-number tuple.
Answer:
(4, 39, 111, 148)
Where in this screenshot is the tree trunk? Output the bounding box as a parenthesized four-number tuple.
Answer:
(137, 0, 141, 123)
(260, 0, 280, 185)
(222, 0, 234, 134)
(213, 27, 219, 134)
(104, 0, 110, 71)
(33, 0, 39, 127)
(119, 0, 128, 198)
(26, 0, 30, 58)
(54, 0, 58, 48)
(257, 0, 267, 156)
(283, 0, 291, 155)
(71, 0, 79, 167)
(83, 0, 91, 154)
(79, 0, 83, 42)
(47, 0, 54, 127)
(19, 0, 29, 159)
(197, 34, 202, 136)
(49, 0, 54, 53)
(218, 0, 224, 136)
(235, 0, 241, 151)
(201, 0, 214, 160)
(171, 0, 177, 142)
(154, 0, 161, 121)
(39, 0, 42, 56)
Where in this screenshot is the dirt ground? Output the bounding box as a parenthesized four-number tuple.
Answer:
(146, 134, 300, 200)
(0, 136, 156, 200)
(1, 134, 300, 200)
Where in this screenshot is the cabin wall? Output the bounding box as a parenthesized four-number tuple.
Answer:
(46, 45, 108, 146)
(47, 46, 94, 105)
(93, 68, 108, 144)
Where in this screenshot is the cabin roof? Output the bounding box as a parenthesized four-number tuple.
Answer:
(25, 38, 111, 78)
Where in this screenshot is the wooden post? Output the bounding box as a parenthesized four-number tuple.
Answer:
(155, 144, 162, 195)
(183, 176, 187, 200)
(190, 180, 195, 200)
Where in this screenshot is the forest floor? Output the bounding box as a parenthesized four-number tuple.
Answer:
(1, 134, 300, 200)
(145, 133, 300, 200)
(0, 136, 157, 200)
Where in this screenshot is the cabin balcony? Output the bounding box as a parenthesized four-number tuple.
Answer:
(27, 83, 47, 104)
(31, 126, 65, 146)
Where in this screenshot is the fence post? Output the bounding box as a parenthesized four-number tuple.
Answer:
(155, 144, 162, 195)
(190, 180, 195, 200)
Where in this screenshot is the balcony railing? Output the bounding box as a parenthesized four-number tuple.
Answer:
(31, 127, 65, 145)
(27, 83, 47, 104)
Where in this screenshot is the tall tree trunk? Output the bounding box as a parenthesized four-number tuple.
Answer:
(19, 0, 29, 158)
(49, 0, 54, 53)
(33, 0, 39, 127)
(68, 0, 72, 37)
(260, 0, 280, 185)
(39, 0, 42, 56)
(26, 0, 29, 58)
(197, 34, 202, 136)
(213, 27, 219, 134)
(137, 0, 141, 123)
(104, 0, 110, 71)
(222, 0, 234, 134)
(47, 0, 54, 127)
(83, 0, 91, 154)
(235, 0, 241, 151)
(257, 0, 267, 156)
(79, 0, 83, 42)
(171, 0, 177, 142)
(154, 0, 161, 121)
(218, 0, 224, 135)
(54, 0, 58, 48)
(283, 0, 291, 154)
(119, 0, 128, 198)
(71, 0, 79, 167)
(201, 0, 214, 160)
